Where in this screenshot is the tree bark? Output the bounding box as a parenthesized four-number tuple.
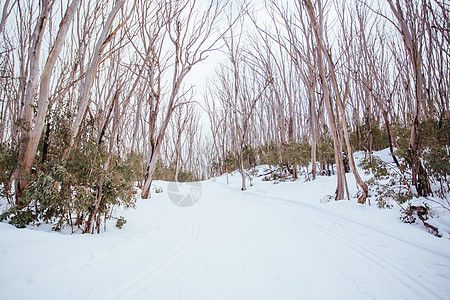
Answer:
(141, 70, 186, 198)
(239, 147, 246, 191)
(12, 0, 50, 202)
(19, 0, 80, 196)
(306, 31, 318, 180)
(0, 0, 12, 35)
(387, 0, 431, 196)
(304, 0, 346, 199)
(320, 28, 369, 204)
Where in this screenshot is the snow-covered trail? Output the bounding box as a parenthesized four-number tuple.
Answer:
(1, 175, 450, 299)
(116, 180, 449, 300)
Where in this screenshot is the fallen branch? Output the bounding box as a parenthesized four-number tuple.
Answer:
(408, 205, 442, 237)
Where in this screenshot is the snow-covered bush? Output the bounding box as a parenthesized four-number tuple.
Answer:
(360, 147, 449, 237)
(360, 153, 413, 209)
(0, 207, 33, 228)
(1, 113, 139, 233)
(115, 216, 127, 229)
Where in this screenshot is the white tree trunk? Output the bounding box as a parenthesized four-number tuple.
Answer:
(0, 0, 12, 35)
(66, 0, 126, 157)
(12, 0, 50, 201)
(21, 0, 80, 185)
(304, 0, 346, 200)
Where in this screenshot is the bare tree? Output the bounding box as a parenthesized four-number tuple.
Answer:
(10, 0, 52, 202)
(218, 27, 271, 190)
(16, 0, 81, 199)
(141, 0, 229, 199)
(386, 0, 432, 196)
(303, 0, 348, 200)
(168, 101, 197, 182)
(65, 0, 127, 158)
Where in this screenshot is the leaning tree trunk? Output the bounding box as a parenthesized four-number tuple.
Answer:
(333, 80, 368, 204)
(86, 58, 146, 232)
(141, 136, 163, 199)
(11, 0, 50, 202)
(0, 0, 12, 35)
(65, 0, 126, 159)
(141, 85, 181, 199)
(322, 46, 369, 204)
(19, 0, 80, 197)
(387, 0, 431, 197)
(304, 0, 346, 199)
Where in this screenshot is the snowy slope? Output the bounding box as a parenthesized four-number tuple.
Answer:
(1, 162, 450, 299)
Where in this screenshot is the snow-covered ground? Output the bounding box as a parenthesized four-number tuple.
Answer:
(1, 151, 450, 299)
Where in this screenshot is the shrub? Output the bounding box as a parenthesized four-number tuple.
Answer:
(2, 112, 139, 232)
(0, 207, 34, 229)
(0, 142, 18, 202)
(153, 161, 199, 182)
(420, 117, 450, 196)
(360, 155, 412, 209)
(219, 140, 315, 180)
(359, 155, 389, 179)
(116, 216, 127, 229)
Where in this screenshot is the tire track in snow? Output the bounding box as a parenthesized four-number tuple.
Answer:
(239, 190, 446, 300)
(108, 209, 199, 299)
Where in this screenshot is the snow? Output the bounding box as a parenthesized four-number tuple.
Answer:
(1, 153, 450, 299)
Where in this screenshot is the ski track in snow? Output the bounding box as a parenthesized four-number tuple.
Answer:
(1, 175, 450, 299)
(213, 180, 450, 300)
(245, 188, 449, 259)
(108, 209, 199, 299)
(242, 193, 441, 299)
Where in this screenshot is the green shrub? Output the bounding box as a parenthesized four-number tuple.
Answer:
(359, 155, 389, 179)
(0, 142, 18, 200)
(116, 216, 127, 229)
(361, 155, 412, 209)
(153, 160, 200, 182)
(0, 207, 34, 229)
(281, 140, 311, 168)
(319, 135, 335, 172)
(4, 112, 139, 233)
(420, 117, 450, 196)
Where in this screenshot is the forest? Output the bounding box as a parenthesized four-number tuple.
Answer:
(0, 0, 449, 234)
